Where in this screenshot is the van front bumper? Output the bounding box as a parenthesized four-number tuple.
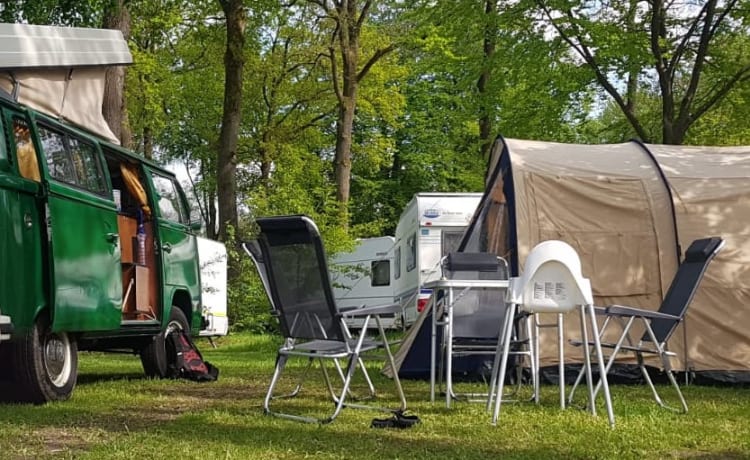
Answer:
(0, 313, 12, 342)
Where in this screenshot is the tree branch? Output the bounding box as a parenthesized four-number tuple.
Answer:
(356, 0, 371, 30)
(356, 44, 395, 82)
(539, 1, 651, 140)
(667, 2, 710, 78)
(691, 64, 750, 121)
(677, 0, 717, 128)
(328, 46, 343, 101)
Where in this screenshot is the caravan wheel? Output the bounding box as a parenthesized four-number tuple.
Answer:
(11, 313, 78, 403)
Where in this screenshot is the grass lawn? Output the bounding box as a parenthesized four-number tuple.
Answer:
(1, 332, 749, 459)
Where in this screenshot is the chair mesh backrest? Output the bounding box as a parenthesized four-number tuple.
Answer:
(646, 237, 723, 343)
(244, 240, 275, 311)
(257, 216, 344, 342)
(441, 252, 509, 339)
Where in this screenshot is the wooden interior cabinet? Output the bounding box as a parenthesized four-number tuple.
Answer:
(118, 214, 159, 320)
(118, 215, 137, 264)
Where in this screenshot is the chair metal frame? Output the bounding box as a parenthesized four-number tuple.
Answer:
(427, 252, 538, 408)
(248, 215, 407, 424)
(488, 240, 615, 427)
(568, 237, 725, 414)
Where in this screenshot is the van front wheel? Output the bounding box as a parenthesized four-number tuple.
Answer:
(12, 313, 78, 403)
(140, 307, 189, 378)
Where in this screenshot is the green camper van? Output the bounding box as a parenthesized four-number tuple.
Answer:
(0, 23, 223, 403)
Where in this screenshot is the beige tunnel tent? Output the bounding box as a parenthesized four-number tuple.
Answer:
(469, 136, 750, 379)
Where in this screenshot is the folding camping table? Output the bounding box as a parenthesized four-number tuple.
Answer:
(425, 278, 509, 408)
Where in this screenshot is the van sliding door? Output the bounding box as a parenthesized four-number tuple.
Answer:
(35, 120, 122, 332)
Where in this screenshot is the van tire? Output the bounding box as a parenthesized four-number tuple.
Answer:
(12, 313, 78, 403)
(140, 307, 189, 378)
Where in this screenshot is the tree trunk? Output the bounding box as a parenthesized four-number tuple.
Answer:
(478, 0, 497, 161)
(259, 129, 272, 188)
(217, 0, 245, 242)
(207, 190, 217, 240)
(142, 126, 153, 160)
(102, 0, 132, 148)
(308, 0, 392, 225)
(335, 95, 356, 208)
(332, 1, 360, 223)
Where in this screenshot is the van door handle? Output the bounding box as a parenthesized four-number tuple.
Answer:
(162, 242, 172, 253)
(106, 233, 119, 244)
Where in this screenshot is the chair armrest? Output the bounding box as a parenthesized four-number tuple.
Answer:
(591, 306, 608, 315)
(340, 303, 402, 318)
(604, 304, 681, 321)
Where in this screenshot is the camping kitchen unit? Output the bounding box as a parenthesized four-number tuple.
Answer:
(0, 23, 226, 403)
(393, 193, 482, 327)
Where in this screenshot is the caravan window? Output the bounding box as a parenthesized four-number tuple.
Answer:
(406, 233, 416, 272)
(394, 247, 401, 280)
(371, 260, 390, 287)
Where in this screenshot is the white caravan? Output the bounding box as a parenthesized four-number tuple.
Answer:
(197, 237, 229, 337)
(330, 236, 396, 328)
(393, 193, 483, 327)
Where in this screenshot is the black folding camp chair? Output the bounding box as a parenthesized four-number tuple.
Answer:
(430, 252, 528, 406)
(249, 215, 407, 424)
(569, 236, 724, 413)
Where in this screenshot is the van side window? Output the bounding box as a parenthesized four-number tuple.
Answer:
(69, 137, 106, 193)
(406, 233, 416, 272)
(39, 127, 76, 182)
(371, 260, 390, 287)
(12, 118, 41, 181)
(37, 124, 107, 194)
(151, 174, 188, 224)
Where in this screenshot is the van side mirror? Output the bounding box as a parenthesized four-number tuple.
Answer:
(189, 219, 202, 232)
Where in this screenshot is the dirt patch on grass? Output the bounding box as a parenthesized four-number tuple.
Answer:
(6, 427, 98, 459)
(91, 383, 265, 432)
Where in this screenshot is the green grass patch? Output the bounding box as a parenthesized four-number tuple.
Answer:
(1, 332, 749, 459)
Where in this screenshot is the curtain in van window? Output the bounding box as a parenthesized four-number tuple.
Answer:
(13, 119, 40, 181)
(120, 163, 151, 217)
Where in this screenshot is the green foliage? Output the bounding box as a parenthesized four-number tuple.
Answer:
(0, 0, 106, 26)
(537, 0, 750, 144)
(687, 85, 750, 146)
(226, 243, 276, 333)
(126, 0, 221, 156)
(220, 225, 277, 333)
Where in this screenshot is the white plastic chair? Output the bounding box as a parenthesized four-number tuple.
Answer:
(487, 240, 615, 427)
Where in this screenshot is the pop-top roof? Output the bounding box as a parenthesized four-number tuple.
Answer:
(0, 22, 132, 69)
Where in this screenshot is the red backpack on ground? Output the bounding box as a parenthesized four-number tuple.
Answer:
(168, 330, 219, 382)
